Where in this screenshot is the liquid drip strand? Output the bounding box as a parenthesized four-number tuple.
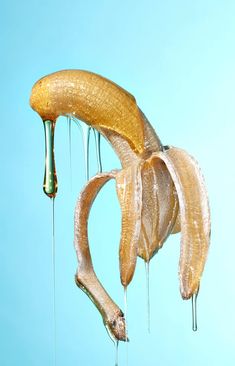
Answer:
(191, 290, 199, 332)
(93, 129, 102, 173)
(115, 341, 119, 366)
(52, 198, 57, 365)
(145, 261, 151, 333)
(124, 287, 129, 366)
(82, 124, 91, 181)
(124, 287, 128, 341)
(71, 117, 91, 182)
(43, 120, 57, 198)
(67, 116, 72, 189)
(104, 323, 117, 345)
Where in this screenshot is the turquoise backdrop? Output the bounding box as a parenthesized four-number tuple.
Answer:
(1, 1, 235, 365)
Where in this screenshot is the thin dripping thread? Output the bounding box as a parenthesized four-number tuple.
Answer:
(67, 116, 72, 189)
(115, 340, 119, 366)
(104, 323, 117, 345)
(93, 129, 102, 173)
(145, 261, 151, 333)
(70, 116, 91, 182)
(70, 116, 104, 179)
(124, 287, 129, 366)
(83, 125, 91, 182)
(52, 198, 57, 365)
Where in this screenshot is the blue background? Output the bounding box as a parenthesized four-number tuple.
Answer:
(1, 0, 235, 365)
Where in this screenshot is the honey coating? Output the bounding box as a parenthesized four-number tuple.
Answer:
(74, 171, 127, 341)
(116, 163, 143, 287)
(30, 69, 211, 341)
(137, 159, 160, 262)
(30, 69, 145, 154)
(154, 148, 211, 299)
(137, 156, 179, 261)
(172, 212, 181, 234)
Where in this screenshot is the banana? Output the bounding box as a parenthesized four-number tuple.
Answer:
(30, 69, 146, 154)
(30, 70, 210, 341)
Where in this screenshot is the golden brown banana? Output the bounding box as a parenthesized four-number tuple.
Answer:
(30, 69, 210, 341)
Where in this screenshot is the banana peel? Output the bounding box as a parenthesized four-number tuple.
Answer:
(30, 70, 211, 341)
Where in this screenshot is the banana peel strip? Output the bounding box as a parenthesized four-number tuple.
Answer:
(152, 148, 211, 299)
(74, 171, 127, 341)
(115, 162, 143, 287)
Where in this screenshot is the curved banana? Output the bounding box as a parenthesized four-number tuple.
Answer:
(30, 69, 210, 341)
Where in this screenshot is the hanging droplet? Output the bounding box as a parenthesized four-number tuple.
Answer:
(52, 198, 57, 365)
(43, 120, 57, 198)
(145, 261, 151, 333)
(93, 129, 102, 173)
(191, 289, 199, 332)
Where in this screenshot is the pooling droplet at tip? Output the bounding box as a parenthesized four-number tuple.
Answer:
(191, 289, 199, 332)
(43, 120, 58, 198)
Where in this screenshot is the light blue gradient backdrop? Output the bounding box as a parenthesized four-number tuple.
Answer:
(1, 1, 235, 365)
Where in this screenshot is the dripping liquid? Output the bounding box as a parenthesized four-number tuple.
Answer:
(43, 120, 57, 198)
(71, 116, 104, 179)
(71, 117, 91, 182)
(145, 261, 151, 333)
(67, 116, 72, 189)
(124, 287, 128, 341)
(115, 341, 119, 366)
(82, 125, 91, 181)
(93, 129, 102, 173)
(52, 198, 57, 365)
(124, 287, 129, 365)
(191, 290, 199, 332)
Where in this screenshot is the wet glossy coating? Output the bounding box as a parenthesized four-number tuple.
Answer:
(30, 70, 145, 154)
(43, 120, 57, 197)
(30, 69, 211, 341)
(138, 156, 179, 261)
(74, 172, 127, 341)
(155, 148, 211, 299)
(116, 163, 143, 286)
